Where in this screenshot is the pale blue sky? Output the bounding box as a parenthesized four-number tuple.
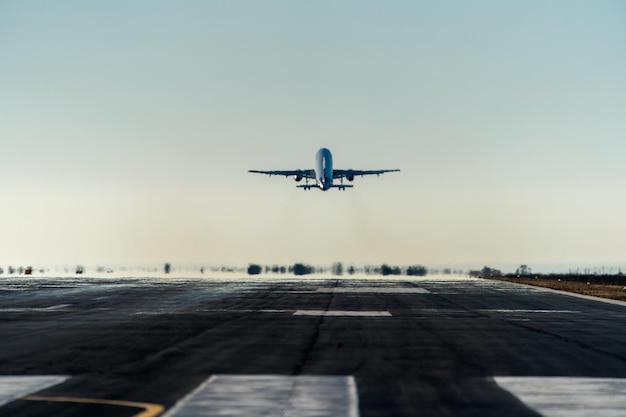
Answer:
(1, 1, 626, 270)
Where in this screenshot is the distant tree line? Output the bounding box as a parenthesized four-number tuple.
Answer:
(469, 264, 626, 285)
(247, 263, 316, 276)
(0, 266, 44, 275)
(485, 263, 626, 285)
(247, 262, 428, 277)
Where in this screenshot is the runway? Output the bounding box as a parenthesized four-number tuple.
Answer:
(1, 276, 626, 416)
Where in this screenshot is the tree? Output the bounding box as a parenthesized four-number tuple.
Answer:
(406, 265, 428, 276)
(293, 263, 314, 276)
(515, 264, 532, 276)
(479, 266, 502, 277)
(381, 264, 401, 276)
(164, 263, 171, 274)
(247, 264, 262, 275)
(331, 262, 343, 276)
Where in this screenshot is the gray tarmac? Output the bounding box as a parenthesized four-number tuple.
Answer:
(1, 276, 626, 416)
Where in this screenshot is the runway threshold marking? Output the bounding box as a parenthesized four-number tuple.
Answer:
(23, 396, 164, 417)
(294, 310, 392, 317)
(316, 287, 430, 294)
(495, 377, 626, 417)
(162, 375, 359, 417)
(0, 376, 68, 406)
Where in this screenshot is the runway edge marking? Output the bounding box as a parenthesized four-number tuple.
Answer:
(162, 375, 360, 417)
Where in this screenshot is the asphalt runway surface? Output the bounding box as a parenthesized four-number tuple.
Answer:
(1, 276, 626, 416)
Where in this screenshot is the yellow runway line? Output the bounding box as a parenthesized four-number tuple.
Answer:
(23, 395, 164, 417)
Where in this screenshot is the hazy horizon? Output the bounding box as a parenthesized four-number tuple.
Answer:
(2, 1, 625, 268)
(3, 260, 626, 277)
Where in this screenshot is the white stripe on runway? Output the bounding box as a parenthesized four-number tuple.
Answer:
(317, 287, 430, 294)
(294, 310, 392, 317)
(200, 309, 292, 314)
(0, 375, 69, 406)
(163, 375, 359, 417)
(495, 377, 626, 417)
(481, 309, 580, 314)
(0, 304, 71, 313)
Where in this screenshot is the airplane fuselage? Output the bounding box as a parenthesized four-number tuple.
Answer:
(315, 148, 334, 191)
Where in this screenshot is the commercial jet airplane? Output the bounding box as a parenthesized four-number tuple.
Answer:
(249, 147, 400, 190)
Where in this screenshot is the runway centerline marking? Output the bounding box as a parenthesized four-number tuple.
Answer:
(294, 310, 392, 317)
(316, 287, 430, 294)
(162, 375, 359, 417)
(0, 376, 69, 407)
(495, 377, 626, 417)
(23, 396, 164, 417)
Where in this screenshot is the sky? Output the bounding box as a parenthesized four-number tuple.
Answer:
(1, 1, 626, 271)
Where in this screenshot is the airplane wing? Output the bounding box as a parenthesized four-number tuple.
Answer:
(333, 169, 400, 179)
(248, 169, 316, 179)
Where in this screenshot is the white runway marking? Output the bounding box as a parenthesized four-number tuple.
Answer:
(495, 377, 626, 417)
(200, 309, 292, 314)
(0, 375, 69, 406)
(317, 287, 430, 294)
(481, 309, 580, 314)
(163, 375, 359, 417)
(294, 310, 392, 317)
(0, 304, 71, 313)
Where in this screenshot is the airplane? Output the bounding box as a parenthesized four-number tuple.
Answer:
(248, 147, 400, 191)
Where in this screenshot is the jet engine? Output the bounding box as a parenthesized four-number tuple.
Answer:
(294, 170, 303, 182)
(346, 170, 355, 182)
